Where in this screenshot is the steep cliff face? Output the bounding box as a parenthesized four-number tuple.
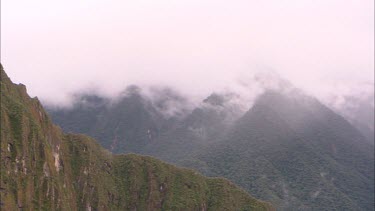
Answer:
(0, 66, 273, 211)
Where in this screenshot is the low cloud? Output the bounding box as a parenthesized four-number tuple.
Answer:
(2, 0, 373, 107)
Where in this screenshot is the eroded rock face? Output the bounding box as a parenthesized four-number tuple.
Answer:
(53, 152, 60, 172)
(43, 162, 50, 177)
(7, 143, 12, 152)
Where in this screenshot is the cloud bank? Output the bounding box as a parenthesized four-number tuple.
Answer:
(2, 0, 374, 106)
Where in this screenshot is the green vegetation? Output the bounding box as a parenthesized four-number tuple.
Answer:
(48, 86, 374, 210)
(183, 91, 374, 210)
(0, 65, 273, 210)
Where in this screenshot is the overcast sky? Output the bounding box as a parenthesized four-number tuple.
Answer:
(2, 0, 374, 105)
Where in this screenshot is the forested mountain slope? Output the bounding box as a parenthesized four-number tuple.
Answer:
(188, 91, 374, 210)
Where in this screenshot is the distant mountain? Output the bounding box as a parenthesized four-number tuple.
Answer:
(142, 92, 244, 162)
(187, 90, 374, 210)
(327, 91, 374, 144)
(47, 89, 243, 162)
(47, 86, 170, 154)
(46, 94, 110, 137)
(0, 66, 272, 210)
(46, 80, 374, 210)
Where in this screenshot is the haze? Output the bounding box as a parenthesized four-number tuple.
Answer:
(2, 0, 374, 106)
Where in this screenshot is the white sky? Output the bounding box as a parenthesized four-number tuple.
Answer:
(2, 0, 374, 105)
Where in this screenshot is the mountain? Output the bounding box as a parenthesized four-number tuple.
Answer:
(0, 66, 273, 210)
(47, 90, 243, 163)
(327, 91, 374, 144)
(46, 80, 374, 210)
(46, 94, 109, 138)
(48, 86, 186, 156)
(186, 90, 374, 210)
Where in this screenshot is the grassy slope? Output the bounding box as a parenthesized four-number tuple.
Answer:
(0, 66, 273, 211)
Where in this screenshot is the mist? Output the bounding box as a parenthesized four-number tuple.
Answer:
(2, 0, 374, 107)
